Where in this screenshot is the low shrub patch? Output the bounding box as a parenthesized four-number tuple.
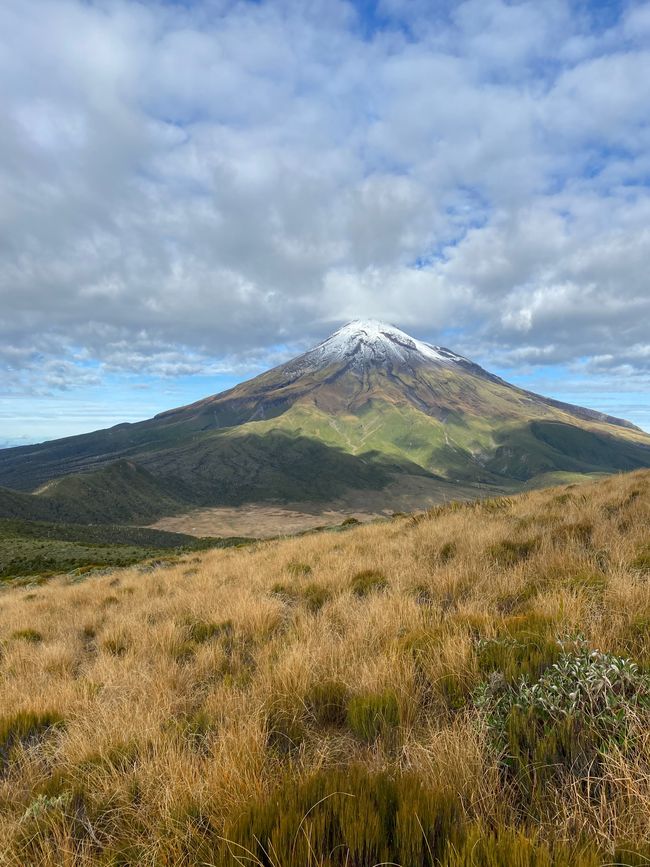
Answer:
(223, 766, 462, 867)
(476, 637, 650, 810)
(477, 614, 560, 683)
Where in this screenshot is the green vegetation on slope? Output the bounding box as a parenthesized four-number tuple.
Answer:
(0, 518, 246, 581)
(0, 434, 399, 525)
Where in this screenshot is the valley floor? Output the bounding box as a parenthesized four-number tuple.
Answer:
(0, 471, 648, 865)
(147, 472, 507, 537)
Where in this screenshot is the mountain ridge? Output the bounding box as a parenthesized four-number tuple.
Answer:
(0, 320, 648, 524)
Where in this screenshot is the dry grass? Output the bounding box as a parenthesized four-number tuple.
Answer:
(0, 471, 648, 865)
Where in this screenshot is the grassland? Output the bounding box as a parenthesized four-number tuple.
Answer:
(0, 470, 648, 865)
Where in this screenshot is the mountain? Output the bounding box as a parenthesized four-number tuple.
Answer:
(1, 320, 649, 524)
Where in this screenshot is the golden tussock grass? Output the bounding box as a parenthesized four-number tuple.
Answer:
(0, 470, 648, 864)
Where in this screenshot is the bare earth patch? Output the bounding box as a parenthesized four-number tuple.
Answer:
(147, 474, 503, 537)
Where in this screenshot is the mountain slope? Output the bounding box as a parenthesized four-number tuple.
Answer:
(0, 320, 648, 523)
(0, 470, 649, 862)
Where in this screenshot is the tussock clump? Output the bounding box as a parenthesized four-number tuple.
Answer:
(305, 679, 350, 727)
(265, 699, 306, 756)
(565, 570, 607, 593)
(286, 560, 312, 577)
(439, 541, 457, 564)
(301, 581, 330, 612)
(350, 568, 388, 596)
(631, 546, 650, 574)
(0, 710, 63, 769)
(271, 581, 329, 612)
(488, 537, 540, 567)
(102, 633, 129, 657)
(79, 739, 141, 774)
(443, 826, 602, 866)
(554, 521, 593, 546)
(11, 627, 43, 643)
(411, 582, 435, 605)
(101, 594, 120, 607)
(170, 710, 215, 751)
(184, 616, 232, 644)
(347, 689, 400, 742)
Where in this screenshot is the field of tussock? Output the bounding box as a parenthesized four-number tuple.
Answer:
(0, 470, 649, 865)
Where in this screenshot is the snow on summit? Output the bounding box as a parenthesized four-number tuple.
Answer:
(285, 320, 467, 374)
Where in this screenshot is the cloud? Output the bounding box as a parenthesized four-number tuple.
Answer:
(0, 0, 649, 402)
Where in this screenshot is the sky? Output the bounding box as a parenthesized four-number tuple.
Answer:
(1, 0, 649, 445)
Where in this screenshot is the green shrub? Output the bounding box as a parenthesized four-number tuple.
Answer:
(21, 792, 73, 823)
(347, 690, 400, 742)
(477, 614, 560, 684)
(11, 628, 42, 643)
(488, 538, 539, 567)
(305, 679, 350, 727)
(14, 790, 85, 863)
(223, 766, 462, 867)
(476, 638, 650, 809)
(0, 710, 64, 769)
(350, 568, 388, 597)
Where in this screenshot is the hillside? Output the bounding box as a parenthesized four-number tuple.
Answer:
(0, 470, 648, 864)
(0, 321, 648, 527)
(0, 517, 248, 582)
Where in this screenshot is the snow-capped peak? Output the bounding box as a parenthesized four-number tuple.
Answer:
(284, 319, 467, 375)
